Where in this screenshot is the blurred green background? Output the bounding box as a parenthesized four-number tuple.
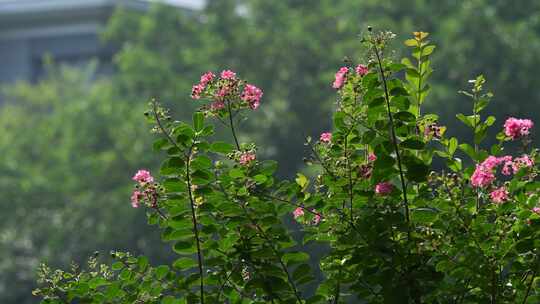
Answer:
(1, 0, 539, 302)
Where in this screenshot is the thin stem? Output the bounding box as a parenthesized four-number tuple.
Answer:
(227, 100, 241, 150)
(522, 269, 536, 304)
(344, 131, 354, 223)
(333, 267, 342, 304)
(372, 40, 411, 236)
(186, 144, 205, 304)
(151, 100, 204, 303)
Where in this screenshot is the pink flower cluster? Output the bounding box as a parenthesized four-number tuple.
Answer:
(489, 186, 509, 204)
(356, 64, 369, 77)
(132, 169, 154, 184)
(191, 71, 215, 100)
(241, 84, 263, 110)
(191, 69, 263, 112)
(375, 182, 393, 196)
(220, 70, 236, 80)
(472, 154, 535, 188)
(332, 67, 349, 89)
(292, 207, 321, 225)
(320, 132, 332, 143)
(504, 117, 533, 140)
(239, 152, 256, 165)
(131, 170, 155, 208)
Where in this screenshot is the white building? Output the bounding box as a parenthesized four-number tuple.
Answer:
(0, 0, 202, 84)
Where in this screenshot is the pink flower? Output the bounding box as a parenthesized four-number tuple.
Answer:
(241, 84, 263, 110)
(130, 190, 141, 208)
(216, 86, 231, 98)
(320, 132, 332, 143)
(132, 170, 154, 184)
(512, 155, 534, 173)
(471, 156, 510, 188)
(293, 207, 304, 219)
(504, 117, 534, 140)
(312, 212, 322, 225)
(239, 152, 256, 165)
(532, 207, 540, 215)
(490, 187, 509, 204)
(471, 165, 496, 188)
(191, 84, 205, 99)
(355, 64, 369, 76)
(500, 156, 514, 176)
(220, 69, 237, 80)
(332, 67, 349, 89)
(200, 71, 215, 86)
(210, 101, 225, 111)
(368, 153, 377, 162)
(375, 182, 393, 195)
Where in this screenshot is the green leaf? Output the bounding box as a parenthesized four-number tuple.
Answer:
(193, 112, 204, 132)
(155, 265, 169, 280)
(394, 111, 416, 122)
(229, 168, 245, 179)
(404, 39, 418, 47)
(411, 207, 438, 224)
(173, 257, 197, 270)
(210, 141, 234, 154)
(333, 111, 346, 130)
(295, 173, 309, 190)
(421, 45, 436, 56)
(400, 138, 425, 150)
(173, 240, 195, 254)
(253, 174, 268, 184)
(448, 137, 458, 156)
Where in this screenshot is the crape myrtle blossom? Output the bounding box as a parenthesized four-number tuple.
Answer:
(490, 186, 509, 204)
(239, 152, 256, 165)
(375, 182, 393, 195)
(293, 207, 304, 219)
(220, 69, 237, 80)
(512, 155, 534, 173)
(356, 64, 369, 77)
(132, 169, 154, 184)
(332, 67, 349, 89)
(191, 69, 263, 112)
(471, 156, 506, 188)
(200, 71, 215, 86)
(130, 190, 141, 208)
(504, 117, 534, 140)
(130, 170, 156, 209)
(241, 84, 263, 110)
(320, 132, 332, 143)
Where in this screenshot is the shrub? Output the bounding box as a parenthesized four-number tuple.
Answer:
(34, 30, 540, 303)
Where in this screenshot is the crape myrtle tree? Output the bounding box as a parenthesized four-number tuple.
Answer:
(34, 31, 540, 303)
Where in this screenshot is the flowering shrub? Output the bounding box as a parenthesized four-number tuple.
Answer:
(34, 30, 540, 303)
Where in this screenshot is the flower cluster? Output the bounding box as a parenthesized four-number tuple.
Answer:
(293, 207, 321, 225)
(239, 152, 256, 166)
(319, 132, 332, 143)
(375, 182, 393, 196)
(241, 84, 263, 110)
(130, 170, 157, 208)
(489, 186, 509, 204)
(191, 69, 263, 113)
(472, 154, 535, 189)
(355, 64, 369, 77)
(504, 117, 533, 140)
(332, 67, 349, 89)
(332, 64, 369, 90)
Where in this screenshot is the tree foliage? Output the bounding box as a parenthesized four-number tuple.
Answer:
(35, 31, 540, 303)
